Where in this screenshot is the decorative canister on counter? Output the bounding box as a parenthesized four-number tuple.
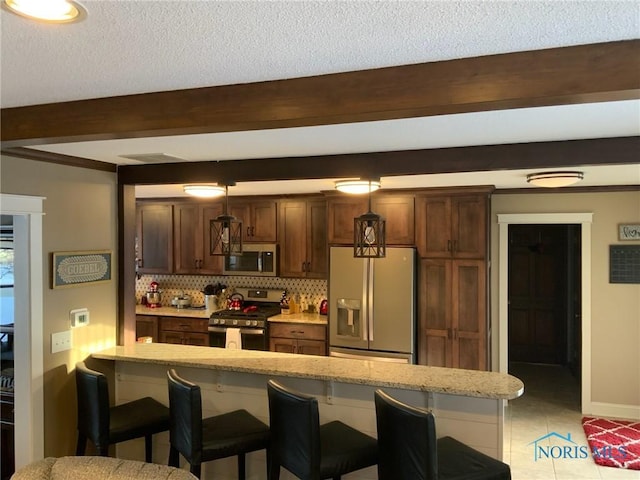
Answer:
(205, 294, 218, 312)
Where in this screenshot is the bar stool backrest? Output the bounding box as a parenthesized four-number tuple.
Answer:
(167, 369, 204, 465)
(374, 389, 438, 480)
(76, 362, 111, 449)
(267, 379, 321, 479)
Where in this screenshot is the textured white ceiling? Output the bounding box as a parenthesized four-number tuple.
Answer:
(2, 0, 638, 108)
(1, 1, 639, 195)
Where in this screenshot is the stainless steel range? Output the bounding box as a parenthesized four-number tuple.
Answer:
(208, 288, 282, 350)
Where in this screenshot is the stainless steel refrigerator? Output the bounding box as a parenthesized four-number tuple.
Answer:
(329, 246, 416, 363)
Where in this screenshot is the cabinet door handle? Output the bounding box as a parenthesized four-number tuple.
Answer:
(447, 328, 452, 339)
(251, 226, 255, 236)
(247, 226, 251, 237)
(305, 262, 311, 272)
(447, 240, 452, 252)
(302, 262, 307, 272)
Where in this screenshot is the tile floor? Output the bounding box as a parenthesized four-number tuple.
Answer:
(504, 363, 640, 480)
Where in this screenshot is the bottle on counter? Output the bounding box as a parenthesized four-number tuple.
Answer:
(280, 290, 290, 315)
(300, 295, 308, 313)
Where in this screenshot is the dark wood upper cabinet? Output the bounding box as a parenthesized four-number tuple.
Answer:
(229, 200, 277, 243)
(173, 202, 224, 274)
(327, 194, 415, 246)
(136, 203, 173, 274)
(416, 194, 487, 259)
(327, 196, 368, 245)
(279, 199, 327, 278)
(372, 195, 415, 245)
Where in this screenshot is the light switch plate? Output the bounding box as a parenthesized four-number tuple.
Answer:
(70, 308, 89, 327)
(51, 330, 72, 353)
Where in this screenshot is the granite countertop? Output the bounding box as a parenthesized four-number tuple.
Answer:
(269, 313, 327, 325)
(135, 305, 212, 319)
(93, 344, 524, 400)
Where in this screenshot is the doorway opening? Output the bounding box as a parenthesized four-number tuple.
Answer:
(507, 223, 582, 434)
(507, 224, 582, 378)
(0, 194, 45, 472)
(497, 212, 593, 415)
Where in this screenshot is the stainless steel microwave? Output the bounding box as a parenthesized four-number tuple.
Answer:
(223, 243, 278, 277)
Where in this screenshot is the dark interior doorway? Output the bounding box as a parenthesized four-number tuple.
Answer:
(508, 224, 582, 380)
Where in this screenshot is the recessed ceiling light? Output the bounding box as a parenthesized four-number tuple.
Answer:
(335, 179, 381, 194)
(3, 0, 86, 23)
(183, 185, 226, 198)
(526, 171, 584, 188)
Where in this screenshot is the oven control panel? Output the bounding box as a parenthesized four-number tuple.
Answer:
(210, 318, 263, 328)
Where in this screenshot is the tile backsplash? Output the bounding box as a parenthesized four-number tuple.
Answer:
(136, 274, 327, 309)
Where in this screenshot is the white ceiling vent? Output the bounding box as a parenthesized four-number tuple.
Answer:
(118, 153, 187, 164)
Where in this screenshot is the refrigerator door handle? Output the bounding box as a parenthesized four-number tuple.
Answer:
(368, 258, 375, 341)
(361, 259, 369, 341)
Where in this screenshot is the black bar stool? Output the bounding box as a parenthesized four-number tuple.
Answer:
(374, 389, 511, 480)
(267, 379, 378, 480)
(167, 368, 270, 479)
(75, 361, 170, 463)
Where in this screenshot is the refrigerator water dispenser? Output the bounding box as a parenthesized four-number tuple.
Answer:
(336, 298, 361, 338)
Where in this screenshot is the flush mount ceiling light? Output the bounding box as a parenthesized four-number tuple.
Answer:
(335, 179, 381, 194)
(183, 184, 226, 198)
(526, 171, 584, 188)
(3, 0, 86, 23)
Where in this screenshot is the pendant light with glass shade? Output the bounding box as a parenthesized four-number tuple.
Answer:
(352, 179, 386, 258)
(210, 183, 242, 256)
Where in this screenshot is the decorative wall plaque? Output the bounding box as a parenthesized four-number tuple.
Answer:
(52, 250, 112, 288)
(618, 224, 640, 241)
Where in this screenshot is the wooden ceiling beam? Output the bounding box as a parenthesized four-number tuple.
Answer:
(117, 137, 640, 185)
(2, 40, 639, 147)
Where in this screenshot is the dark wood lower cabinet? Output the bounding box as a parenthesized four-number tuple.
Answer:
(135, 315, 158, 342)
(269, 323, 327, 356)
(158, 317, 209, 346)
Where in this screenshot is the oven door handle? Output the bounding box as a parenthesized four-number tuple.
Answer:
(208, 326, 265, 335)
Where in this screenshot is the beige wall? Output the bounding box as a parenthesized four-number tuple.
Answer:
(491, 191, 640, 408)
(1, 155, 118, 457)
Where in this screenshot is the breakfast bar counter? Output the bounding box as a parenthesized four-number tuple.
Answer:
(92, 344, 523, 479)
(93, 343, 521, 399)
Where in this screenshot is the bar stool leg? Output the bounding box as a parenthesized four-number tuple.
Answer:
(190, 464, 202, 479)
(168, 446, 180, 468)
(268, 459, 280, 480)
(75, 434, 87, 456)
(238, 453, 246, 480)
(144, 434, 153, 463)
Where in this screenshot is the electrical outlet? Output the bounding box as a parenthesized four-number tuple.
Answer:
(51, 330, 72, 353)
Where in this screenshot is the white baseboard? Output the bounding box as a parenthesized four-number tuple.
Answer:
(585, 401, 640, 420)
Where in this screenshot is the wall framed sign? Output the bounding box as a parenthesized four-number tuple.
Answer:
(52, 250, 112, 289)
(618, 224, 640, 241)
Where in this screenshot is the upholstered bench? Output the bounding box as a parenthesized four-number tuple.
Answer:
(11, 456, 196, 480)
